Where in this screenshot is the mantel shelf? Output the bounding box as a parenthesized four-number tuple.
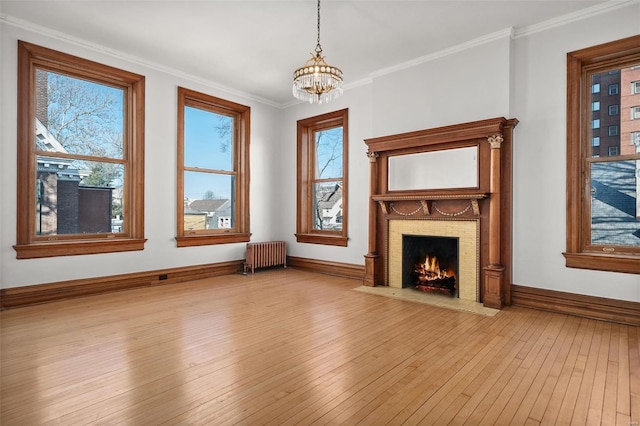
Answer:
(371, 192, 488, 202)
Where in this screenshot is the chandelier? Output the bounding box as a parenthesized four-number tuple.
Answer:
(292, 0, 343, 104)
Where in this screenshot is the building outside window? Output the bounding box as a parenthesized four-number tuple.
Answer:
(296, 109, 348, 246)
(176, 87, 250, 246)
(565, 35, 640, 274)
(15, 41, 145, 259)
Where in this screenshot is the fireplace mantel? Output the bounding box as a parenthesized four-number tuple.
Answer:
(364, 117, 518, 309)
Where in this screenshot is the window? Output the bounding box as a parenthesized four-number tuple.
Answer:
(176, 87, 250, 246)
(15, 41, 145, 259)
(592, 83, 600, 93)
(609, 104, 619, 115)
(592, 101, 600, 111)
(608, 125, 619, 136)
(632, 132, 640, 146)
(592, 137, 600, 147)
(565, 34, 640, 274)
(592, 119, 600, 129)
(296, 109, 348, 246)
(608, 84, 619, 95)
(631, 106, 640, 120)
(632, 81, 640, 94)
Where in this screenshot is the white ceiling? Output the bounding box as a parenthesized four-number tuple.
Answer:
(1, 0, 612, 107)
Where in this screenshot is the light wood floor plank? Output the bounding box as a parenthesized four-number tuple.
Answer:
(1, 269, 638, 426)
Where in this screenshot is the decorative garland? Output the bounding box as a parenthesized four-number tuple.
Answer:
(432, 202, 471, 217)
(390, 202, 422, 216)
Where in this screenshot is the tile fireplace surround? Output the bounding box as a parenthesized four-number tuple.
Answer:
(363, 117, 518, 309)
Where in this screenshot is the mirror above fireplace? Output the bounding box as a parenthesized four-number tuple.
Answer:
(388, 146, 478, 191)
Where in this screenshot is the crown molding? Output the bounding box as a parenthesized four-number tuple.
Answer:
(513, 0, 639, 39)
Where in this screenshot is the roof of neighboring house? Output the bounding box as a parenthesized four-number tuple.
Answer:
(316, 184, 342, 210)
(189, 199, 230, 212)
(35, 118, 66, 153)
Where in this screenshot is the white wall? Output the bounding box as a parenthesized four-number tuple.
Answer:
(282, 5, 639, 302)
(0, 23, 281, 288)
(510, 4, 640, 300)
(2, 4, 639, 303)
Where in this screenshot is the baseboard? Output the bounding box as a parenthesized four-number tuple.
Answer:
(287, 256, 365, 280)
(511, 284, 640, 326)
(0, 260, 244, 309)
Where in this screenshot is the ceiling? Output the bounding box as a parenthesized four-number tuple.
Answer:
(1, 0, 611, 107)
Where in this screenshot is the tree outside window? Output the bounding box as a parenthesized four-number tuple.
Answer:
(176, 87, 250, 247)
(296, 109, 348, 246)
(15, 41, 145, 259)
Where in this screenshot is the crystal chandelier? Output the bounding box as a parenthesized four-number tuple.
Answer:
(292, 0, 343, 104)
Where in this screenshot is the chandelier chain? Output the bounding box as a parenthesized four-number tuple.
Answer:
(316, 0, 322, 52)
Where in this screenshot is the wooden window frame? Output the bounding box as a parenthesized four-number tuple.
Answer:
(176, 87, 250, 247)
(14, 41, 146, 259)
(564, 34, 640, 274)
(296, 109, 348, 247)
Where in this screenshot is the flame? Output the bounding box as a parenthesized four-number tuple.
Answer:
(414, 255, 453, 281)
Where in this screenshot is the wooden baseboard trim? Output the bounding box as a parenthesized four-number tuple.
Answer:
(511, 284, 640, 326)
(0, 260, 244, 310)
(287, 256, 364, 280)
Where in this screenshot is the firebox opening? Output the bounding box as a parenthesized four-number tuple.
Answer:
(402, 234, 459, 297)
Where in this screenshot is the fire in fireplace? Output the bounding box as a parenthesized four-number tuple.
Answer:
(402, 235, 458, 296)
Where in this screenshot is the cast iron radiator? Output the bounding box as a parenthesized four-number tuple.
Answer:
(244, 241, 287, 274)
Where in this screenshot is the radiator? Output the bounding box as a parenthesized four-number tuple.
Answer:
(244, 241, 287, 274)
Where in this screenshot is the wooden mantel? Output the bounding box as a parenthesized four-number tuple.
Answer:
(364, 117, 518, 309)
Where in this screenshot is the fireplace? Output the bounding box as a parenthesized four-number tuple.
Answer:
(388, 219, 479, 301)
(403, 235, 458, 296)
(363, 117, 518, 309)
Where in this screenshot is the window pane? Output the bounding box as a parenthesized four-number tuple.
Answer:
(36, 156, 123, 235)
(183, 171, 234, 230)
(184, 106, 233, 171)
(312, 181, 342, 231)
(35, 69, 124, 160)
(608, 84, 619, 95)
(315, 127, 343, 179)
(590, 159, 639, 246)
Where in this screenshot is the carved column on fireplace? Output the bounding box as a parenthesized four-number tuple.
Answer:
(363, 117, 518, 309)
(364, 151, 380, 287)
(484, 134, 505, 309)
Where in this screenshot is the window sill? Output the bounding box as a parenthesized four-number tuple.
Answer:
(563, 252, 640, 274)
(14, 238, 147, 259)
(176, 233, 251, 247)
(295, 233, 348, 247)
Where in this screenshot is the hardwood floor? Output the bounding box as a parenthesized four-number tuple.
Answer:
(1, 269, 638, 425)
